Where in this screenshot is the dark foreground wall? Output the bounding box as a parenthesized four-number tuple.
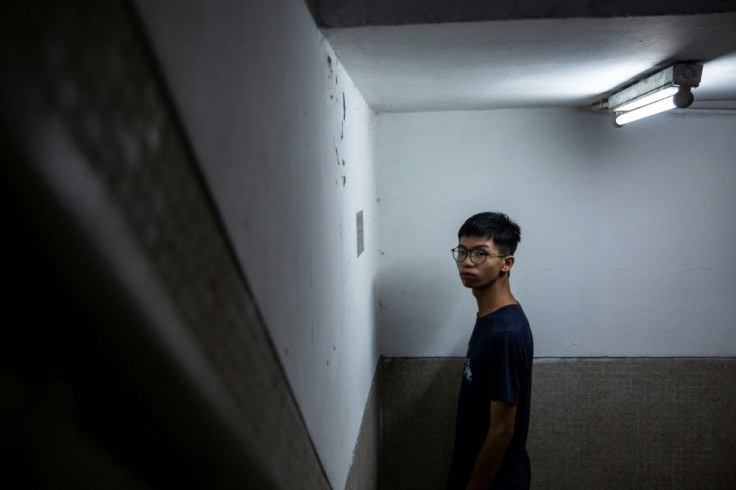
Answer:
(1, 2, 328, 487)
(349, 357, 736, 489)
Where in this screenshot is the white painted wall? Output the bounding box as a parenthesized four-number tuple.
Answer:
(376, 109, 736, 357)
(133, 1, 378, 487)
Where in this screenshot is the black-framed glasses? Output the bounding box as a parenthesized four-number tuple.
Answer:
(451, 247, 507, 265)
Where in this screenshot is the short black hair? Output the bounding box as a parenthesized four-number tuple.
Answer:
(458, 212, 521, 255)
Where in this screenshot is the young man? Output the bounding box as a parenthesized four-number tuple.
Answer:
(446, 212, 534, 490)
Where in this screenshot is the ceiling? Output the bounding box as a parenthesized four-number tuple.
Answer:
(315, 1, 736, 113)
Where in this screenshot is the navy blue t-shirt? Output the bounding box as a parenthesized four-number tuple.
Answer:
(446, 304, 534, 489)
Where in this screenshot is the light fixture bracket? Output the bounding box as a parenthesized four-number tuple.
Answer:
(608, 63, 702, 111)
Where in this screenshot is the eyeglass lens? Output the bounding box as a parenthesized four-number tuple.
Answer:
(453, 248, 484, 264)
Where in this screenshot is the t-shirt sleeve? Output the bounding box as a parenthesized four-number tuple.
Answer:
(487, 331, 524, 405)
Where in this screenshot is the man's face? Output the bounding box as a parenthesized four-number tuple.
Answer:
(455, 235, 508, 289)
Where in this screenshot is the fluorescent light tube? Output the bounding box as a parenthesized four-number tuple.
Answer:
(614, 97, 676, 126)
(613, 85, 679, 112)
(602, 63, 703, 128)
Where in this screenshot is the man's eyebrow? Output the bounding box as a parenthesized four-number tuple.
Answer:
(458, 244, 490, 250)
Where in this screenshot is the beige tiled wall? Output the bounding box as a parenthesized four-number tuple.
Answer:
(350, 357, 736, 489)
(346, 365, 382, 490)
(530, 358, 736, 489)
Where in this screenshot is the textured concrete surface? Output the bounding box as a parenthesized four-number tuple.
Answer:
(529, 358, 736, 489)
(380, 358, 462, 489)
(1, 1, 328, 488)
(346, 365, 381, 490)
(132, 2, 381, 484)
(379, 357, 736, 490)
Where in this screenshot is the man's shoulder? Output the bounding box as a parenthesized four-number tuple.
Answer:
(481, 306, 533, 355)
(480, 304, 529, 332)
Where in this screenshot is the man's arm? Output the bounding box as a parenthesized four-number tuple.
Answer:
(465, 400, 517, 490)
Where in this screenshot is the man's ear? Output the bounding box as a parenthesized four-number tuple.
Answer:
(501, 255, 515, 272)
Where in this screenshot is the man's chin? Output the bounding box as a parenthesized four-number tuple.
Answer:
(462, 278, 490, 290)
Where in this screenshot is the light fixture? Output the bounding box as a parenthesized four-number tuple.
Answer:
(602, 63, 702, 127)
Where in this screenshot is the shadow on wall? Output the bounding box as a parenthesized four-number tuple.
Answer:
(376, 261, 470, 356)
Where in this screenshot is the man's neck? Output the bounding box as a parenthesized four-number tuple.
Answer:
(473, 279, 516, 318)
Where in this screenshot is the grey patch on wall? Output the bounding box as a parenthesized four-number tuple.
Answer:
(343, 92, 346, 121)
(356, 210, 364, 257)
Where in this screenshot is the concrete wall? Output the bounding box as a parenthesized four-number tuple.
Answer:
(133, 1, 379, 487)
(7, 1, 735, 486)
(375, 108, 736, 358)
(1, 0, 331, 487)
(377, 357, 736, 489)
(368, 108, 736, 488)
